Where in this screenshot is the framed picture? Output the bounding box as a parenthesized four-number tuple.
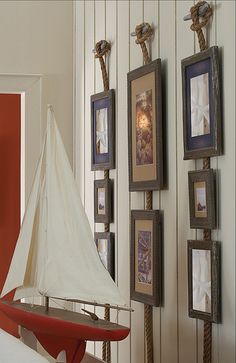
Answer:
(130, 210, 162, 306)
(95, 232, 115, 280)
(127, 59, 163, 191)
(182, 46, 222, 159)
(94, 179, 112, 223)
(188, 169, 216, 229)
(91, 90, 115, 170)
(188, 240, 220, 322)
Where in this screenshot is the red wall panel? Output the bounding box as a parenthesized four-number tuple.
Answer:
(0, 94, 21, 336)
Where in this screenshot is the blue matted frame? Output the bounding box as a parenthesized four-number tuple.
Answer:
(91, 90, 115, 170)
(182, 46, 222, 159)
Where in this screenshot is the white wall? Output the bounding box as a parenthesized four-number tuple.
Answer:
(75, 1, 235, 362)
(0, 0, 73, 165)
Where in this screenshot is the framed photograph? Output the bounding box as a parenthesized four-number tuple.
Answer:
(188, 169, 216, 229)
(94, 179, 112, 223)
(182, 46, 222, 159)
(188, 240, 220, 322)
(130, 210, 162, 306)
(95, 232, 115, 280)
(127, 59, 163, 191)
(91, 90, 115, 170)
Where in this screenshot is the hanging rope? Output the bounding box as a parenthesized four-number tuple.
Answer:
(94, 40, 111, 92)
(146, 190, 153, 210)
(94, 39, 111, 363)
(203, 157, 210, 170)
(190, 3, 213, 363)
(144, 189, 154, 363)
(144, 191, 153, 363)
(104, 165, 110, 232)
(134, 22, 154, 363)
(102, 306, 111, 363)
(190, 1, 212, 52)
(135, 23, 153, 65)
(203, 157, 211, 242)
(203, 321, 212, 363)
(144, 304, 153, 363)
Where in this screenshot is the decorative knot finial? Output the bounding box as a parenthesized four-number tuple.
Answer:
(135, 22, 153, 45)
(94, 40, 111, 59)
(133, 22, 153, 65)
(190, 1, 212, 32)
(189, 1, 212, 51)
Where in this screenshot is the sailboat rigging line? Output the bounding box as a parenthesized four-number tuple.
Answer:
(49, 296, 134, 313)
(49, 298, 67, 310)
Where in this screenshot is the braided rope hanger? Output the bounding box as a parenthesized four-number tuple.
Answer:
(135, 22, 153, 64)
(190, 1, 212, 52)
(94, 39, 111, 363)
(134, 22, 154, 363)
(189, 2, 213, 363)
(94, 40, 110, 92)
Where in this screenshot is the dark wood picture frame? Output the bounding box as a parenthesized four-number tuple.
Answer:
(188, 169, 216, 229)
(127, 59, 163, 191)
(130, 210, 162, 306)
(95, 232, 115, 280)
(188, 240, 220, 323)
(94, 179, 112, 223)
(91, 89, 115, 170)
(182, 46, 222, 159)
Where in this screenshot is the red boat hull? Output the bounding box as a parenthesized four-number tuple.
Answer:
(0, 300, 130, 362)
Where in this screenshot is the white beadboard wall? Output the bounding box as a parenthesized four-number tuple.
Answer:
(74, 1, 235, 362)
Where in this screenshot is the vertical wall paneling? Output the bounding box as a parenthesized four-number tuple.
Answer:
(197, 2, 217, 361)
(117, 2, 131, 363)
(106, 1, 118, 361)
(176, 1, 197, 362)
(94, 0, 106, 194)
(75, 1, 236, 362)
(143, 2, 161, 362)
(208, 2, 218, 362)
(159, 1, 178, 363)
(74, 0, 84, 320)
(94, 1, 106, 358)
(84, 0, 95, 355)
(94, 0, 106, 358)
(216, 1, 235, 362)
(75, 0, 85, 200)
(84, 0, 95, 237)
(129, 2, 145, 362)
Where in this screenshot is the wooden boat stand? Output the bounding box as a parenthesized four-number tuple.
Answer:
(42, 297, 87, 362)
(35, 332, 86, 363)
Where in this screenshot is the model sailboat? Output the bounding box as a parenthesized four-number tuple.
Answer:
(0, 106, 130, 362)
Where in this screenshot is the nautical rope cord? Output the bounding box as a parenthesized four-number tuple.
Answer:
(135, 23, 154, 363)
(190, 2, 213, 363)
(94, 39, 111, 363)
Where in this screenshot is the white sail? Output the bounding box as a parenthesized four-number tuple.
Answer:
(1, 106, 125, 307)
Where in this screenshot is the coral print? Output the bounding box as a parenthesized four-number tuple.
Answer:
(136, 90, 153, 166)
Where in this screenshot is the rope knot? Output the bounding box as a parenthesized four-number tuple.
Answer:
(135, 22, 153, 45)
(95, 40, 111, 59)
(134, 22, 153, 64)
(190, 1, 212, 32)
